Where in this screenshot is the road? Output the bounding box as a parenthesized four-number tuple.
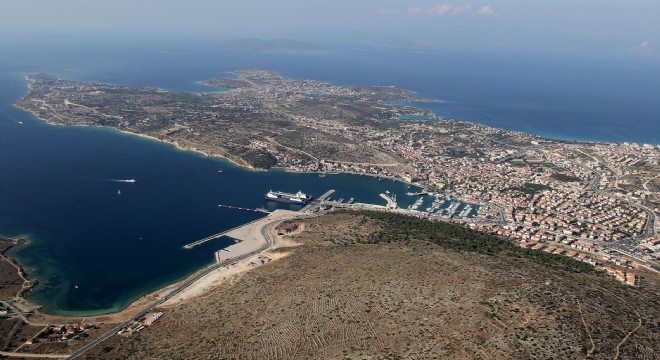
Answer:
(0, 351, 68, 358)
(585, 167, 656, 237)
(65, 218, 281, 360)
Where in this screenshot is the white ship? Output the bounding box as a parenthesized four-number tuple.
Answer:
(265, 190, 312, 204)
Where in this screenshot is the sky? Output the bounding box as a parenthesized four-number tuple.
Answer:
(1, 0, 659, 58)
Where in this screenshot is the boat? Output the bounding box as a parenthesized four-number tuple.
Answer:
(265, 190, 312, 204)
(117, 189, 121, 196)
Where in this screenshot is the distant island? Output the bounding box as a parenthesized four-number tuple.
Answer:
(220, 38, 322, 52)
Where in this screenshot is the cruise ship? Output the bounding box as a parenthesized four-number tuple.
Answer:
(265, 190, 312, 204)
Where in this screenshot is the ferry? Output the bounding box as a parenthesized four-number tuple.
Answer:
(265, 190, 312, 204)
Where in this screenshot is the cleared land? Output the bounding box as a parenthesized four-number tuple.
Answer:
(81, 212, 660, 360)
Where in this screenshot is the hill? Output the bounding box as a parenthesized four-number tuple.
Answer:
(82, 212, 660, 359)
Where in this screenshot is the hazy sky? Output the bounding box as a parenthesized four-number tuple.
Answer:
(1, 0, 659, 57)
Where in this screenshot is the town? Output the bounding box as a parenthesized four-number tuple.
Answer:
(17, 70, 659, 286)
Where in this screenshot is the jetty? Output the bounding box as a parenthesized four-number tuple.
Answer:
(379, 193, 398, 209)
(301, 189, 335, 212)
(218, 204, 270, 214)
(183, 217, 265, 249)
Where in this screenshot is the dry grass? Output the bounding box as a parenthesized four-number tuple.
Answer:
(82, 213, 660, 360)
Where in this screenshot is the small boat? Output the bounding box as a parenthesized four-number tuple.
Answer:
(117, 189, 121, 196)
(218, 169, 224, 173)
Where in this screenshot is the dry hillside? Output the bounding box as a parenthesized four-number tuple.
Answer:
(83, 212, 660, 360)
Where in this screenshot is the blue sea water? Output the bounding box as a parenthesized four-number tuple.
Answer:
(0, 37, 658, 314)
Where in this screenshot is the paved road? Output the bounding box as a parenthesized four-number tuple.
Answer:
(0, 351, 68, 358)
(66, 218, 281, 360)
(586, 168, 656, 237)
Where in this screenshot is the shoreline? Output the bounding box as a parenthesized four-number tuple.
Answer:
(13, 100, 262, 172)
(0, 209, 304, 324)
(0, 237, 39, 300)
(5, 76, 657, 321)
(16, 75, 657, 149)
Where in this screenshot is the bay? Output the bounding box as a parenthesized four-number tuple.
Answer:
(0, 36, 658, 314)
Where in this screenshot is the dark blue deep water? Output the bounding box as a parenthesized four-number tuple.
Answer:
(0, 36, 658, 314)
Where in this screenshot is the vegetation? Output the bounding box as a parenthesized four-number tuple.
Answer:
(342, 210, 597, 273)
(84, 211, 660, 360)
(240, 149, 278, 169)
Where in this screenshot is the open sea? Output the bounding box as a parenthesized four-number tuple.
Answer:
(0, 36, 658, 314)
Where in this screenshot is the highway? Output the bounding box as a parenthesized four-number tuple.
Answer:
(66, 218, 280, 360)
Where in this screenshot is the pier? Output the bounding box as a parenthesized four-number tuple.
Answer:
(301, 189, 335, 212)
(379, 193, 398, 209)
(183, 217, 265, 249)
(218, 204, 270, 214)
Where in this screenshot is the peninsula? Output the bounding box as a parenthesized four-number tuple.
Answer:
(16, 70, 660, 278)
(4, 70, 660, 359)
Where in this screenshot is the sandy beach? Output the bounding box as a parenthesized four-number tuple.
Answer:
(10, 209, 306, 325)
(161, 209, 302, 307)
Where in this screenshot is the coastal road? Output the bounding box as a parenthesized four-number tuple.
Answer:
(0, 351, 68, 358)
(66, 217, 282, 360)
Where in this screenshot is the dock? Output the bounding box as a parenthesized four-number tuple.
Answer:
(183, 217, 265, 249)
(379, 193, 398, 209)
(301, 189, 335, 212)
(218, 204, 270, 214)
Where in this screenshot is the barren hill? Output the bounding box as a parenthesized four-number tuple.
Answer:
(83, 212, 660, 360)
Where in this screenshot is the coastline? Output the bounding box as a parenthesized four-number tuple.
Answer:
(6, 74, 657, 321)
(13, 100, 259, 172)
(1, 208, 304, 324)
(0, 237, 39, 300)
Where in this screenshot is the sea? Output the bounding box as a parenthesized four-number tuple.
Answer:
(0, 36, 658, 315)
